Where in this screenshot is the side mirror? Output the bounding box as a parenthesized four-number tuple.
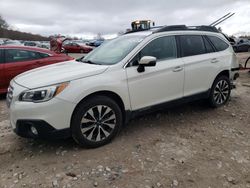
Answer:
(137, 56, 156, 73)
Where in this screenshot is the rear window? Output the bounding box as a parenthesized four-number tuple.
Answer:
(207, 36, 229, 51)
(179, 35, 206, 57)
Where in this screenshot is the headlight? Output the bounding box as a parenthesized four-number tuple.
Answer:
(19, 82, 69, 102)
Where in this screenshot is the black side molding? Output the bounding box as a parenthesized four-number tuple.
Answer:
(231, 67, 240, 71)
(126, 90, 210, 121)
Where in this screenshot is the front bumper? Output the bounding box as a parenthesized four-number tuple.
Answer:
(8, 81, 76, 139)
(14, 120, 71, 139)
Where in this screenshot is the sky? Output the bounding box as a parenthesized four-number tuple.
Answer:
(0, 0, 250, 39)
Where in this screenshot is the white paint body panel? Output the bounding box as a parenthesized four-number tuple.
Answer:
(8, 30, 239, 131)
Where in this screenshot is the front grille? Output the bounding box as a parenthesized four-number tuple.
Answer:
(6, 85, 14, 107)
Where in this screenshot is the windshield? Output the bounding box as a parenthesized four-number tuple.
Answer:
(82, 35, 145, 65)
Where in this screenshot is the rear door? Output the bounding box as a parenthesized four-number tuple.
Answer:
(3, 49, 42, 89)
(178, 35, 219, 96)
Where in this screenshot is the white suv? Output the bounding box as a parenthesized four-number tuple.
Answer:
(7, 25, 239, 148)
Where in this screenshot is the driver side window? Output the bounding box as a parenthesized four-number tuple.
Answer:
(130, 36, 177, 66)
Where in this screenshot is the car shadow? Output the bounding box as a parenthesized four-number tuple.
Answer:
(13, 99, 213, 153)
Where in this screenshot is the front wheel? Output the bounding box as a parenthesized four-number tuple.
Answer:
(208, 76, 231, 108)
(71, 96, 123, 148)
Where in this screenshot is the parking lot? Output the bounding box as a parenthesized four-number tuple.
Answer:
(0, 53, 250, 188)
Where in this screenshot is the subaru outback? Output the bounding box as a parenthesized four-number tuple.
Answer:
(7, 25, 239, 148)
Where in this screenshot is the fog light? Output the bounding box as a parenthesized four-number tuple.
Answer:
(30, 126, 38, 135)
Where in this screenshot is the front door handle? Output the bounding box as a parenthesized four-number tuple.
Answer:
(211, 58, 219, 63)
(173, 66, 183, 72)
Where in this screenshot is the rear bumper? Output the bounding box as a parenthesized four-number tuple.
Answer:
(230, 70, 239, 89)
(14, 120, 71, 139)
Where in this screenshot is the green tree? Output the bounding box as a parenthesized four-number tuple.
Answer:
(0, 15, 9, 29)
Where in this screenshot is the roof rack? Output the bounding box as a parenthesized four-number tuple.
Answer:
(153, 25, 219, 33)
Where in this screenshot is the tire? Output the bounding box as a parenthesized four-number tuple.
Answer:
(248, 47, 250, 52)
(71, 95, 123, 148)
(208, 75, 231, 108)
(80, 49, 84, 53)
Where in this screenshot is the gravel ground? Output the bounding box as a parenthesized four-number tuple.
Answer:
(0, 54, 250, 188)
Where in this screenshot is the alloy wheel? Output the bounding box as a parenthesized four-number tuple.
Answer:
(213, 80, 230, 105)
(80, 105, 116, 142)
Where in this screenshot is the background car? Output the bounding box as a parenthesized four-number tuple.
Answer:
(0, 46, 74, 94)
(36, 41, 50, 49)
(233, 39, 250, 52)
(63, 42, 93, 53)
(87, 39, 104, 47)
(3, 40, 23, 46)
(24, 41, 37, 47)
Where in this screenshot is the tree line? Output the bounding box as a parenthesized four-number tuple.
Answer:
(0, 15, 49, 41)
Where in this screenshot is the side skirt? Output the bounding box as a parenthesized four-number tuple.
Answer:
(125, 89, 210, 123)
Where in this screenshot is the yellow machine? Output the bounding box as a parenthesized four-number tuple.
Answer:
(131, 20, 155, 31)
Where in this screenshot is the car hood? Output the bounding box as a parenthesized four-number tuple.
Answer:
(14, 60, 109, 89)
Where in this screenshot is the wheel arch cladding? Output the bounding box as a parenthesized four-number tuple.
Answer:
(216, 70, 229, 79)
(70, 90, 126, 127)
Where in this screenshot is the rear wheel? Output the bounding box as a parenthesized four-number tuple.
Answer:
(71, 96, 123, 148)
(208, 76, 231, 108)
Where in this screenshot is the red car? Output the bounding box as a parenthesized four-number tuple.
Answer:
(0, 46, 74, 94)
(63, 42, 93, 53)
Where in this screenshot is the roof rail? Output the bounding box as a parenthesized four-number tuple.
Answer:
(153, 25, 219, 33)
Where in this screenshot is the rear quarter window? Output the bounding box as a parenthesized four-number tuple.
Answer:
(207, 36, 229, 52)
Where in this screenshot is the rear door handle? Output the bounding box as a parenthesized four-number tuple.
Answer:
(211, 58, 219, 63)
(173, 66, 183, 72)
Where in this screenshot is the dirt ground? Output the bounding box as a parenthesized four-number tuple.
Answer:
(0, 53, 250, 188)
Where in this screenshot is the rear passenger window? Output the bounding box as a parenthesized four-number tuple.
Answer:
(141, 36, 177, 60)
(180, 35, 206, 57)
(204, 37, 215, 53)
(207, 36, 229, 51)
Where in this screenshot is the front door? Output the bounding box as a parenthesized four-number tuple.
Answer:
(126, 36, 184, 110)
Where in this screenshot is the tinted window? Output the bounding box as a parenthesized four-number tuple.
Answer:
(180, 35, 206, 57)
(130, 36, 177, 66)
(207, 36, 229, 51)
(0, 49, 3, 63)
(140, 36, 177, 60)
(5, 49, 41, 63)
(39, 52, 50, 58)
(204, 37, 215, 53)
